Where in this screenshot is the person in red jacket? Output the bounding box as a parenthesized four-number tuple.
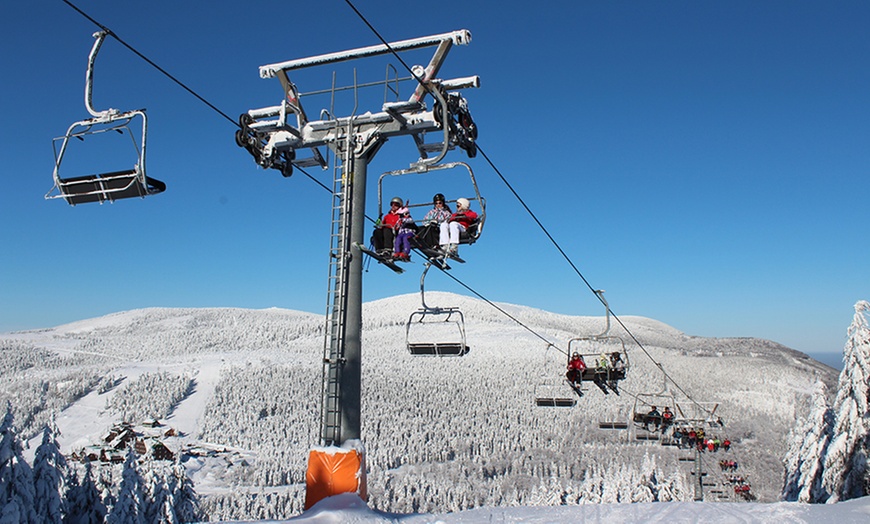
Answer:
(662, 406, 674, 429)
(439, 197, 477, 257)
(566, 353, 587, 384)
(372, 196, 404, 256)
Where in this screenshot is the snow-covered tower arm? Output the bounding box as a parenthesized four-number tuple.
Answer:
(236, 29, 479, 175)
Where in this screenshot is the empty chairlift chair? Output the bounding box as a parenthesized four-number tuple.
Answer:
(405, 262, 469, 356)
(46, 31, 165, 205)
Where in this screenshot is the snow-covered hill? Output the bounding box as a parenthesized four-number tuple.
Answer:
(0, 293, 839, 520)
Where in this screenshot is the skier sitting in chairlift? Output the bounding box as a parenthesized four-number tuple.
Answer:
(610, 351, 625, 371)
(414, 193, 452, 252)
(661, 406, 674, 428)
(592, 353, 612, 391)
(439, 197, 477, 258)
(566, 352, 586, 384)
(392, 205, 416, 261)
(372, 197, 405, 256)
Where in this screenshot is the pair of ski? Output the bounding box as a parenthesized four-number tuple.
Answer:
(355, 243, 464, 274)
(566, 378, 620, 398)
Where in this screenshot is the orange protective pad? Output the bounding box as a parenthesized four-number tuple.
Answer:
(304, 448, 367, 510)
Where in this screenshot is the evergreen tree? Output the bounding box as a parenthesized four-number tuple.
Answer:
(63, 460, 106, 524)
(143, 466, 177, 524)
(106, 447, 145, 524)
(169, 461, 199, 524)
(0, 403, 37, 524)
(822, 300, 870, 502)
(32, 421, 67, 524)
(781, 380, 833, 503)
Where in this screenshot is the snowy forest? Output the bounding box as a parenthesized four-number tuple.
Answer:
(1, 293, 867, 522)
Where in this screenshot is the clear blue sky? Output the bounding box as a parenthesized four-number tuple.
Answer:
(1, 1, 868, 359)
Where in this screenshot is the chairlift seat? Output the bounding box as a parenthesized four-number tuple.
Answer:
(535, 397, 577, 408)
(407, 342, 468, 357)
(580, 367, 626, 382)
(458, 218, 481, 245)
(598, 421, 629, 430)
(56, 168, 166, 205)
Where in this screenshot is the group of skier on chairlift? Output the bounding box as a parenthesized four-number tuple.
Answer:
(371, 192, 478, 263)
(566, 351, 626, 394)
(641, 405, 674, 432)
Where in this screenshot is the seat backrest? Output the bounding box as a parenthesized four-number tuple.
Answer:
(458, 218, 481, 245)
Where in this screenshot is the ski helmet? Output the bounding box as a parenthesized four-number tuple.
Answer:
(433, 193, 445, 203)
(390, 196, 403, 206)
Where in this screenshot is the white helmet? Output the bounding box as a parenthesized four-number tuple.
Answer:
(456, 197, 470, 210)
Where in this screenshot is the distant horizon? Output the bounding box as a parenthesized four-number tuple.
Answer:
(1, 298, 849, 372)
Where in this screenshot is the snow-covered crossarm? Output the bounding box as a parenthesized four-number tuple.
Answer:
(258, 30, 471, 78)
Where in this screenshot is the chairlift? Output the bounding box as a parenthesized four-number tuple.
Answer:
(534, 344, 578, 407)
(46, 31, 165, 205)
(565, 291, 629, 395)
(534, 385, 577, 407)
(404, 262, 468, 356)
(377, 161, 485, 261)
(598, 416, 629, 430)
(631, 370, 677, 434)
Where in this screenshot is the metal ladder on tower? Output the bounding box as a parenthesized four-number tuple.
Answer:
(319, 124, 355, 446)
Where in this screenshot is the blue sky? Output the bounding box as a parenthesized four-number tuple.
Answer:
(1, 1, 868, 359)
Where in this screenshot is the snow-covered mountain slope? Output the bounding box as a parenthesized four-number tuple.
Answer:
(0, 294, 838, 519)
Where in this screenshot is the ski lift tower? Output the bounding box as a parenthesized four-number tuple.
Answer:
(237, 30, 479, 508)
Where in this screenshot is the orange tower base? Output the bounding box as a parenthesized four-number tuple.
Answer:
(304, 444, 368, 510)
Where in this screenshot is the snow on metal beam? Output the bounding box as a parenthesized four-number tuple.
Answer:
(259, 30, 472, 78)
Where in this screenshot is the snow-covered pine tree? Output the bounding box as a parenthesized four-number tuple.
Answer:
(781, 380, 833, 503)
(169, 460, 199, 524)
(631, 452, 657, 502)
(143, 465, 178, 524)
(95, 467, 115, 517)
(821, 300, 870, 503)
(106, 447, 146, 524)
(32, 420, 67, 524)
(63, 459, 107, 524)
(0, 403, 37, 524)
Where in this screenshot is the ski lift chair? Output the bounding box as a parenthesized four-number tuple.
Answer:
(598, 410, 630, 429)
(404, 262, 469, 356)
(534, 384, 577, 407)
(47, 31, 164, 205)
(534, 343, 578, 407)
(564, 291, 630, 394)
(631, 391, 677, 433)
(377, 161, 486, 256)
